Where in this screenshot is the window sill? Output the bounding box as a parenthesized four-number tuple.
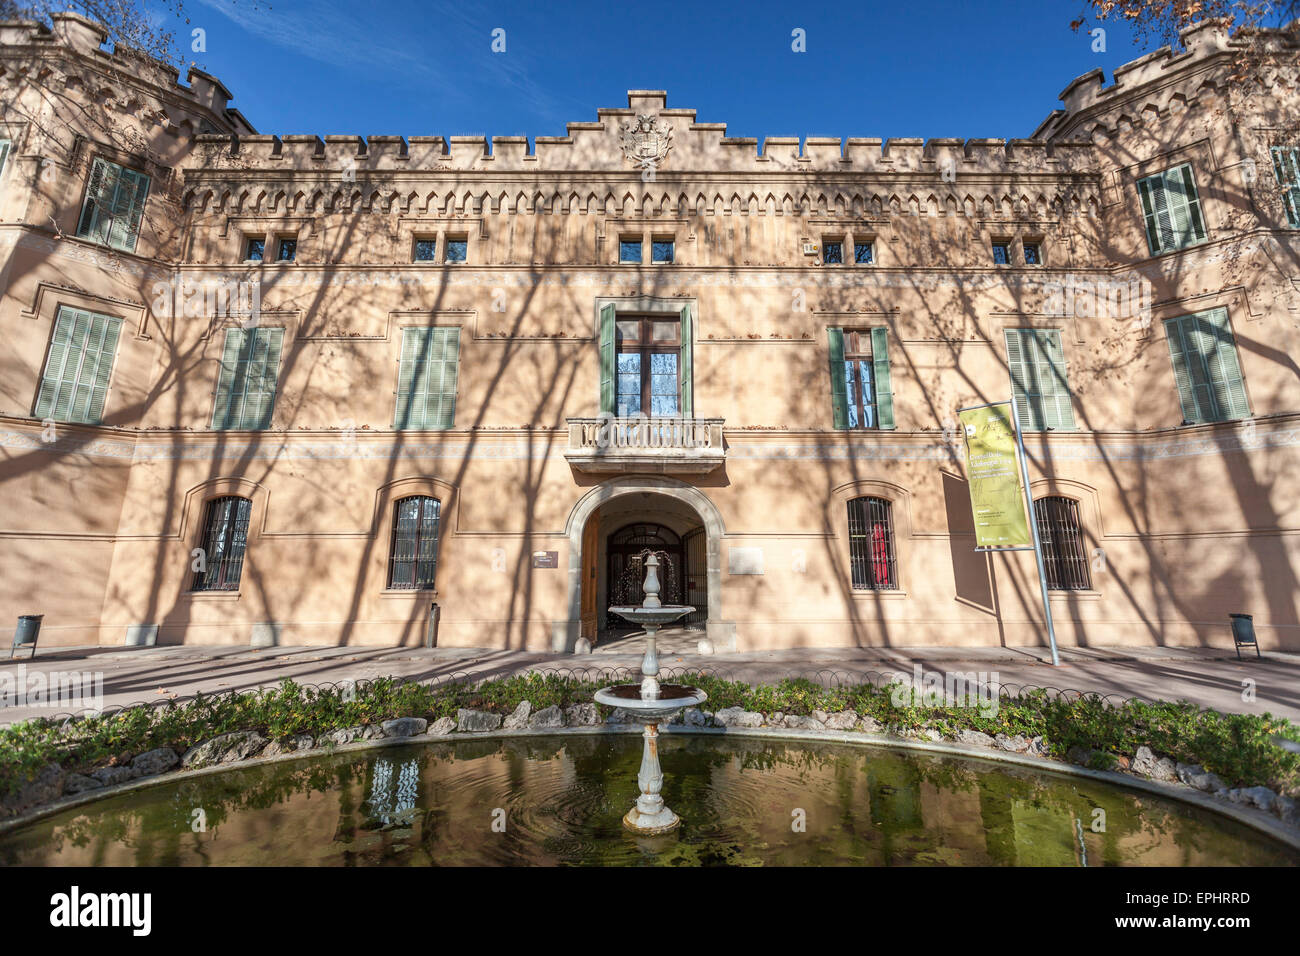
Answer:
(380, 589, 438, 599)
(1047, 589, 1101, 600)
(850, 589, 908, 599)
(181, 590, 242, 600)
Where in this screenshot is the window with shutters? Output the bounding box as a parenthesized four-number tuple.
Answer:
(1163, 308, 1250, 424)
(191, 496, 252, 591)
(395, 327, 460, 429)
(1033, 496, 1091, 590)
(1136, 164, 1207, 255)
(0, 139, 11, 179)
(211, 327, 284, 430)
(1005, 329, 1075, 431)
(76, 157, 151, 252)
(828, 327, 894, 430)
(1271, 146, 1300, 228)
(388, 495, 441, 590)
(599, 303, 694, 418)
(847, 496, 897, 590)
(33, 306, 123, 425)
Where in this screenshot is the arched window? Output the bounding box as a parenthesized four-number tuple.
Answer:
(191, 496, 252, 591)
(388, 495, 441, 589)
(1034, 496, 1091, 590)
(847, 496, 897, 590)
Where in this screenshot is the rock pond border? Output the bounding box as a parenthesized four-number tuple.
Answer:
(3, 712, 1298, 855)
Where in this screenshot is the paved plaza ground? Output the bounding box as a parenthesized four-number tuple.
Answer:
(2, 635, 1297, 725)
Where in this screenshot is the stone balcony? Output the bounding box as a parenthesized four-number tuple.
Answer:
(563, 417, 725, 475)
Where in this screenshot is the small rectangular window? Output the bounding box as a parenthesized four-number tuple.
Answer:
(652, 239, 674, 263)
(1023, 241, 1042, 265)
(414, 238, 437, 261)
(245, 237, 265, 262)
(76, 157, 151, 252)
(444, 237, 467, 263)
(853, 241, 873, 264)
(1137, 163, 1208, 255)
(33, 306, 124, 425)
(822, 240, 844, 264)
(276, 237, 297, 262)
(620, 239, 642, 263)
(0, 139, 11, 178)
(992, 242, 1012, 265)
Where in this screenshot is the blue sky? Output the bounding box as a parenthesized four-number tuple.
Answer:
(171, 0, 1151, 143)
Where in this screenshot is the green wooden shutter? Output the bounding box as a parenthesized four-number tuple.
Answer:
(869, 327, 894, 429)
(1272, 147, 1300, 228)
(1164, 309, 1248, 424)
(828, 327, 848, 429)
(395, 327, 459, 429)
(429, 327, 459, 429)
(598, 303, 616, 414)
(679, 303, 693, 418)
(77, 159, 114, 245)
(244, 328, 284, 429)
(212, 329, 246, 429)
(107, 165, 150, 252)
(1034, 330, 1075, 430)
(213, 328, 284, 430)
(1138, 166, 1205, 254)
(1165, 316, 1210, 423)
(1005, 329, 1037, 430)
(1006, 329, 1075, 431)
(33, 307, 123, 424)
(75, 158, 150, 252)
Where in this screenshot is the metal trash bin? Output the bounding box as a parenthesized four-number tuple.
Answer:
(1229, 613, 1260, 660)
(11, 614, 43, 659)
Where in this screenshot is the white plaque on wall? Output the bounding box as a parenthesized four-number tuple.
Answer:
(728, 546, 765, 575)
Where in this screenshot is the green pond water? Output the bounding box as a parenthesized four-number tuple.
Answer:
(1, 734, 1294, 866)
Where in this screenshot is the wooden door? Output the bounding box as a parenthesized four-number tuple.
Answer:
(579, 514, 599, 641)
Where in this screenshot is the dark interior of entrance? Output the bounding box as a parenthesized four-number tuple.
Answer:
(604, 521, 706, 634)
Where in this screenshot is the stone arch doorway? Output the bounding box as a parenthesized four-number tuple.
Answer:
(561, 477, 731, 654)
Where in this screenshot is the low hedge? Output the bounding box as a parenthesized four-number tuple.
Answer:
(1, 673, 1297, 797)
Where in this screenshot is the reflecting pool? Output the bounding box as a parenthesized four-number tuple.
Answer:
(2, 735, 1293, 866)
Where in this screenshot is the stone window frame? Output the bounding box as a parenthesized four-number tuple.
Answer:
(828, 478, 913, 599)
(178, 477, 267, 602)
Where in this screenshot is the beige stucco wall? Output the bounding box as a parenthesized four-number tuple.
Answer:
(1, 15, 1298, 651)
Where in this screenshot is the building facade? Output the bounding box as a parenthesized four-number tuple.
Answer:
(2, 14, 1299, 651)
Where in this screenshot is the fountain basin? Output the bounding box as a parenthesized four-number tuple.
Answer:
(606, 605, 694, 628)
(594, 684, 707, 723)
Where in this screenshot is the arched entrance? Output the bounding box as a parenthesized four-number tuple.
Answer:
(561, 477, 732, 653)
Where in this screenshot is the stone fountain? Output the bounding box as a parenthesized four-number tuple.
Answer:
(594, 552, 707, 834)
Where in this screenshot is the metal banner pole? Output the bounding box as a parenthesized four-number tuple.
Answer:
(1013, 418, 1061, 666)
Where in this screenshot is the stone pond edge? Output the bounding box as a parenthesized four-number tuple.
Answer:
(2, 722, 1298, 854)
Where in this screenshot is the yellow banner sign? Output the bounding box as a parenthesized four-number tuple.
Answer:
(959, 403, 1031, 548)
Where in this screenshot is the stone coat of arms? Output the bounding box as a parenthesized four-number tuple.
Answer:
(620, 114, 673, 171)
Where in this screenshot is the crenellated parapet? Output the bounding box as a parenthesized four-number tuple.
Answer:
(1036, 18, 1299, 143)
